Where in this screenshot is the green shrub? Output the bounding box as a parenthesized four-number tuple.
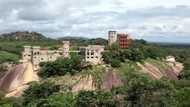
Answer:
(23, 81, 60, 106)
(38, 55, 83, 78)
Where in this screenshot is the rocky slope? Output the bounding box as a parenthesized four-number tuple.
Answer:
(0, 62, 39, 97)
(137, 59, 183, 80)
(0, 59, 183, 97)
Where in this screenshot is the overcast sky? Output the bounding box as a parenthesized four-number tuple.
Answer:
(0, 0, 190, 43)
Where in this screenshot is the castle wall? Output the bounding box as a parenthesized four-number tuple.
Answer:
(22, 41, 70, 71)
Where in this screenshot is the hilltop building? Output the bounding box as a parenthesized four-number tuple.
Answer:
(79, 45, 105, 65)
(22, 41, 70, 71)
(108, 31, 132, 48)
(117, 33, 132, 48)
(21, 41, 105, 70)
(108, 31, 117, 46)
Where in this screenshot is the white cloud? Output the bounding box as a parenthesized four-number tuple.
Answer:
(0, 0, 190, 43)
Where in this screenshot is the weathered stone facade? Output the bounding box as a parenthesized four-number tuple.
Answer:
(108, 31, 117, 46)
(22, 41, 105, 70)
(79, 45, 105, 65)
(22, 41, 70, 70)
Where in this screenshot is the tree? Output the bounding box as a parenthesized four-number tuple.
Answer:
(76, 91, 117, 107)
(175, 88, 190, 107)
(0, 92, 23, 107)
(22, 81, 60, 106)
(129, 49, 145, 62)
(103, 51, 121, 68)
(112, 71, 177, 107)
(110, 59, 121, 68)
(32, 92, 76, 107)
(38, 55, 83, 78)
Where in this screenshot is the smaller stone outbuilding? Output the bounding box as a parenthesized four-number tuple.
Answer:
(79, 45, 105, 65)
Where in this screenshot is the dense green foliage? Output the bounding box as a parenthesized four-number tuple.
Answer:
(118, 72, 176, 107)
(103, 40, 167, 67)
(76, 91, 117, 107)
(22, 81, 60, 106)
(38, 55, 84, 78)
(37, 93, 76, 107)
(0, 51, 19, 64)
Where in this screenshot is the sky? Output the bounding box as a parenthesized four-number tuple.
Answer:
(0, 0, 190, 43)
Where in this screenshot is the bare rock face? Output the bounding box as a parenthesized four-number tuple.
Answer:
(137, 61, 183, 80)
(101, 71, 123, 90)
(72, 75, 96, 92)
(0, 62, 39, 97)
(137, 62, 163, 79)
(0, 64, 25, 92)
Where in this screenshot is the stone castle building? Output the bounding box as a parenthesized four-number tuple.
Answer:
(108, 31, 117, 46)
(22, 41, 105, 70)
(22, 41, 70, 70)
(79, 45, 105, 65)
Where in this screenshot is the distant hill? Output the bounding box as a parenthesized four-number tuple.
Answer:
(58, 36, 108, 46)
(0, 31, 50, 41)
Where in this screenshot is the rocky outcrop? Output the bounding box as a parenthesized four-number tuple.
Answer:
(101, 71, 123, 90)
(137, 61, 183, 80)
(0, 62, 38, 97)
(72, 75, 96, 92)
(0, 59, 183, 97)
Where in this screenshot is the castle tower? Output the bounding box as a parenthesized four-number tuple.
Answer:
(108, 31, 117, 46)
(62, 41, 70, 58)
(32, 46, 41, 70)
(22, 46, 32, 62)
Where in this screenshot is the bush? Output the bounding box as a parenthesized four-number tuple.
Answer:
(76, 91, 117, 107)
(31, 92, 76, 107)
(0, 51, 19, 64)
(110, 59, 121, 68)
(38, 55, 83, 78)
(22, 81, 60, 106)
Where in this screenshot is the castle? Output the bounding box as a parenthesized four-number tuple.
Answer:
(22, 41, 70, 70)
(21, 31, 132, 71)
(21, 41, 105, 70)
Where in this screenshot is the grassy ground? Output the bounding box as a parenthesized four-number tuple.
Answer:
(0, 40, 60, 55)
(0, 51, 19, 64)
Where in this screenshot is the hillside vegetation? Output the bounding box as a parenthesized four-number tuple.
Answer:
(0, 51, 19, 64)
(0, 33, 190, 107)
(0, 31, 49, 41)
